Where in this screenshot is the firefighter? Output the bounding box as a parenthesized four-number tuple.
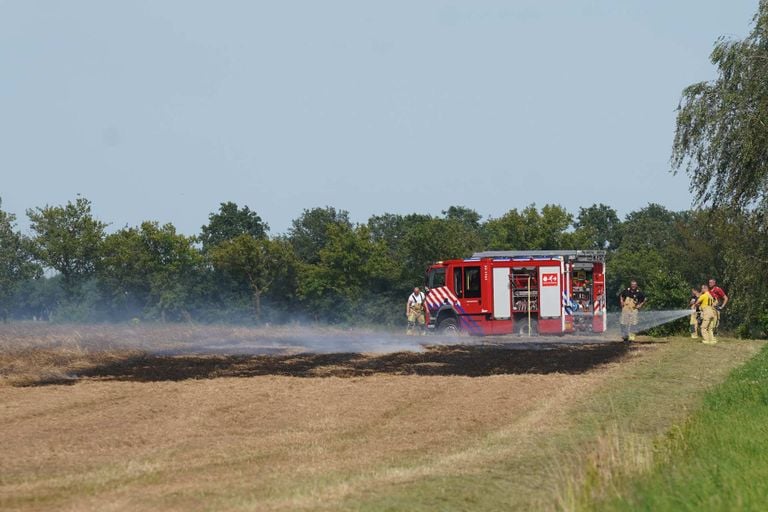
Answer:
(406, 287, 427, 335)
(696, 284, 718, 344)
(689, 288, 702, 339)
(619, 280, 646, 342)
(707, 278, 729, 335)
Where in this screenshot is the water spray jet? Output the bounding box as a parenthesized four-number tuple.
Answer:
(605, 309, 692, 337)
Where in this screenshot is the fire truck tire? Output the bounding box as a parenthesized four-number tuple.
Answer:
(437, 317, 459, 335)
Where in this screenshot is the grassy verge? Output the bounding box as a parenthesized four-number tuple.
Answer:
(336, 338, 762, 511)
(595, 342, 768, 511)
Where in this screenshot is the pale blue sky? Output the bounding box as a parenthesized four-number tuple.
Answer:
(0, 1, 759, 235)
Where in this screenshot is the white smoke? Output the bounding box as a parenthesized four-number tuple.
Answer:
(0, 310, 693, 359)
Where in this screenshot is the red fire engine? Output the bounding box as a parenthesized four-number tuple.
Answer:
(424, 250, 607, 335)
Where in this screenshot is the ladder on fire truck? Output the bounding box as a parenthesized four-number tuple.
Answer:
(472, 250, 606, 263)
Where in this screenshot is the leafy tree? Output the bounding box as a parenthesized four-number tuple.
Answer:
(27, 197, 106, 297)
(288, 207, 351, 264)
(669, 3, 768, 338)
(618, 204, 682, 253)
(368, 211, 484, 294)
(536, 204, 574, 249)
(663, 210, 726, 285)
(98, 227, 151, 316)
(199, 202, 269, 251)
(573, 204, 621, 250)
(399, 216, 482, 286)
(210, 235, 296, 322)
(442, 205, 482, 230)
(710, 210, 768, 337)
(298, 224, 370, 318)
(0, 200, 41, 321)
(482, 209, 528, 250)
(142, 223, 203, 322)
(481, 204, 573, 250)
(368, 213, 433, 255)
(672, 2, 768, 211)
(10, 275, 63, 321)
(98, 222, 202, 321)
(297, 223, 402, 323)
(197, 202, 271, 318)
(366, 213, 431, 300)
(368, 213, 408, 255)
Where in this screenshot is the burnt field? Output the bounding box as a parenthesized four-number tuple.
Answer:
(0, 323, 628, 386)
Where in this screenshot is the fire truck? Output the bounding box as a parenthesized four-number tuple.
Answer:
(424, 250, 607, 336)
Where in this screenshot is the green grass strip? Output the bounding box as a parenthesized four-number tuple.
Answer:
(603, 342, 768, 511)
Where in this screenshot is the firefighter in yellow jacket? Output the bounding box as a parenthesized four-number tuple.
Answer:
(696, 284, 718, 344)
(406, 287, 427, 335)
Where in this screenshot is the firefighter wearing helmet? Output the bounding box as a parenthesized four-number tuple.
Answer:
(619, 280, 645, 342)
(406, 287, 427, 335)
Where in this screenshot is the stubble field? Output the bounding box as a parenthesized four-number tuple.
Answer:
(0, 324, 761, 511)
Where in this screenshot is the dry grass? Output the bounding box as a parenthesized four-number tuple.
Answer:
(0, 325, 762, 511)
(1, 366, 589, 511)
(0, 339, 138, 388)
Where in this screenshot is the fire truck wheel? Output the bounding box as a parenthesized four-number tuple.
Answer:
(437, 317, 459, 335)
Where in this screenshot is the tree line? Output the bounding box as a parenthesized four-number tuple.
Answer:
(1, 197, 765, 337)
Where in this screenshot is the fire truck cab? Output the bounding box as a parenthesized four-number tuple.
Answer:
(424, 250, 607, 336)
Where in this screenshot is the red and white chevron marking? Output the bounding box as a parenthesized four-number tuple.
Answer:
(426, 286, 459, 309)
(593, 300, 605, 315)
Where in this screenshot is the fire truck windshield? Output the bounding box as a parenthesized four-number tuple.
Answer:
(427, 267, 446, 289)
